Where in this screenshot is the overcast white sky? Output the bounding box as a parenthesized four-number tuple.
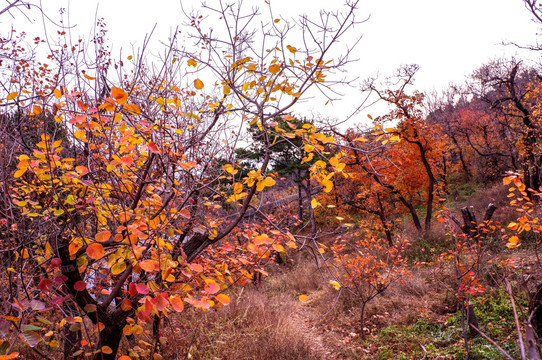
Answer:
(4, 0, 541, 122)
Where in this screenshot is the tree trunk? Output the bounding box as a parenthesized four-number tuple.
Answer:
(306, 180, 317, 240)
(360, 301, 367, 339)
(530, 283, 542, 339)
(376, 193, 393, 246)
(297, 181, 304, 221)
(92, 311, 128, 360)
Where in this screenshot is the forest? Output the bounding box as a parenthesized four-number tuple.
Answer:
(2, 0, 542, 359)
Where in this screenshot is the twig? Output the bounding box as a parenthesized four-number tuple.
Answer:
(469, 324, 515, 360)
(505, 278, 527, 360)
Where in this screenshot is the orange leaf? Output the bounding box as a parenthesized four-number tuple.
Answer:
(119, 212, 131, 223)
(215, 293, 230, 306)
(87, 243, 105, 260)
(101, 346, 113, 354)
(120, 298, 132, 311)
(95, 230, 111, 243)
(6, 92, 18, 101)
(269, 64, 281, 74)
(0, 352, 19, 359)
(299, 294, 308, 302)
(179, 209, 191, 219)
(253, 234, 272, 245)
(139, 260, 158, 272)
(170, 295, 184, 312)
(194, 79, 204, 90)
(75, 166, 89, 176)
(111, 87, 128, 104)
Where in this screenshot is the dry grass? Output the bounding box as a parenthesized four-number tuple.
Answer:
(155, 182, 529, 359)
(161, 261, 324, 360)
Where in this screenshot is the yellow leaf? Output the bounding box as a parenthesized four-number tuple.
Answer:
(233, 182, 243, 194)
(311, 198, 321, 209)
(272, 243, 285, 252)
(246, 64, 257, 72)
(223, 85, 231, 95)
(74, 130, 86, 140)
(329, 280, 341, 290)
(111, 262, 126, 275)
(304, 144, 314, 153)
(299, 294, 308, 302)
(322, 179, 333, 193)
(14, 168, 27, 178)
(194, 79, 204, 90)
(256, 176, 276, 191)
(222, 164, 237, 175)
(506, 235, 520, 248)
(6, 92, 18, 101)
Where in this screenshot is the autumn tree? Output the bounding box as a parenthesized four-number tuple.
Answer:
(469, 59, 542, 192)
(332, 66, 445, 236)
(0, 1, 362, 359)
(331, 232, 410, 336)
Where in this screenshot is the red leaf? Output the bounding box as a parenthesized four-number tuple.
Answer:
(50, 258, 62, 268)
(73, 281, 86, 291)
(120, 156, 133, 166)
(135, 283, 149, 295)
(151, 294, 169, 312)
(137, 309, 151, 323)
(38, 279, 52, 292)
(128, 282, 137, 297)
(148, 142, 159, 153)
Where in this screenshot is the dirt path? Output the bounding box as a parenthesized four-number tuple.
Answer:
(289, 302, 339, 360)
